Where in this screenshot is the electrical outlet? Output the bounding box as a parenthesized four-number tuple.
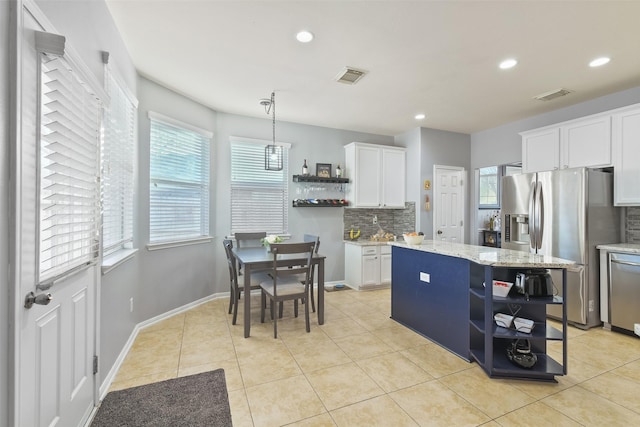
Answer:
(634, 323, 640, 337)
(373, 215, 378, 225)
(129, 297, 134, 313)
(588, 299, 594, 312)
(420, 272, 430, 283)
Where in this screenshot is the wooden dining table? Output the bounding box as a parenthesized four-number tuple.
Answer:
(232, 246, 326, 338)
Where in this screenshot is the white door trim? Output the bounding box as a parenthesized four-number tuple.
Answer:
(433, 165, 466, 243)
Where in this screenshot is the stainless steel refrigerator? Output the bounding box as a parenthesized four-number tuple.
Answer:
(501, 168, 621, 329)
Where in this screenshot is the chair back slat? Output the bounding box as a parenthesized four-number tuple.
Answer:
(235, 232, 267, 248)
(223, 239, 238, 285)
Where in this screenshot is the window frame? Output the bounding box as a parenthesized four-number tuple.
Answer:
(478, 165, 502, 209)
(147, 112, 212, 247)
(229, 136, 291, 236)
(101, 61, 138, 266)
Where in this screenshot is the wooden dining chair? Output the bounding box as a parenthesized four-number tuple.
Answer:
(259, 241, 316, 338)
(302, 234, 320, 312)
(234, 232, 267, 275)
(223, 239, 270, 325)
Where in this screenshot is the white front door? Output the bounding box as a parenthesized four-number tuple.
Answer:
(433, 166, 465, 242)
(13, 4, 97, 426)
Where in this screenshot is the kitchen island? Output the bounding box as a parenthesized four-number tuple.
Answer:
(389, 240, 575, 381)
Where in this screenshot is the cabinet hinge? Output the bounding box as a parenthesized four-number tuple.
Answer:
(93, 355, 99, 375)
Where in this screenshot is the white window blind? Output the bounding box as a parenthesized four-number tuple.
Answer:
(230, 138, 289, 234)
(149, 113, 211, 243)
(39, 55, 101, 282)
(102, 66, 137, 256)
(479, 166, 500, 208)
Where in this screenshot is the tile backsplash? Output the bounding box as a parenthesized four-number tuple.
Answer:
(627, 207, 640, 243)
(343, 202, 416, 240)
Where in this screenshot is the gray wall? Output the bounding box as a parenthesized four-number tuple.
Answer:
(1, 1, 10, 424)
(213, 111, 394, 289)
(419, 128, 471, 240)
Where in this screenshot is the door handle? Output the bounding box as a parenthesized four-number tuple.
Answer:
(437, 230, 443, 235)
(24, 291, 52, 309)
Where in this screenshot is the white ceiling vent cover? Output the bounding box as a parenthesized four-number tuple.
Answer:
(534, 88, 573, 101)
(335, 67, 367, 85)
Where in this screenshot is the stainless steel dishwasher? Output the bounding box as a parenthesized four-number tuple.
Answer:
(609, 252, 640, 333)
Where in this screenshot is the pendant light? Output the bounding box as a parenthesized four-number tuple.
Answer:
(262, 91, 283, 171)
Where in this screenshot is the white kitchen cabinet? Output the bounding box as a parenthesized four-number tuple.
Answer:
(612, 105, 640, 206)
(345, 243, 392, 290)
(521, 114, 612, 173)
(344, 142, 406, 208)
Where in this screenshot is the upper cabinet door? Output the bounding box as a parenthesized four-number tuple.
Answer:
(612, 106, 640, 206)
(345, 142, 406, 208)
(522, 127, 560, 173)
(561, 115, 611, 169)
(381, 147, 406, 208)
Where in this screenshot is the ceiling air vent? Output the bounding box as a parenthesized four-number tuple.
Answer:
(334, 67, 367, 85)
(534, 88, 573, 102)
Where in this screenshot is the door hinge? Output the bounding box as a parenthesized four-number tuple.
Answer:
(93, 355, 98, 375)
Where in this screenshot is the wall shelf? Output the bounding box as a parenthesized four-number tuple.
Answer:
(292, 199, 348, 207)
(293, 175, 349, 184)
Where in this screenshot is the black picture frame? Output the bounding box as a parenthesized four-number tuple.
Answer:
(316, 163, 332, 178)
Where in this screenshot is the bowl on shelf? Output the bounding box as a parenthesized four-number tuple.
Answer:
(494, 313, 514, 328)
(403, 233, 424, 245)
(492, 280, 513, 297)
(514, 317, 535, 333)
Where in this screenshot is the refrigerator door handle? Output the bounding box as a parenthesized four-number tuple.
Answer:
(536, 181, 544, 250)
(529, 181, 537, 250)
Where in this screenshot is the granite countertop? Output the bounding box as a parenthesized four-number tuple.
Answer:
(596, 243, 640, 254)
(389, 240, 575, 268)
(344, 240, 395, 246)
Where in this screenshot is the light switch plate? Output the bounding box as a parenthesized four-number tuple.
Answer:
(420, 272, 430, 283)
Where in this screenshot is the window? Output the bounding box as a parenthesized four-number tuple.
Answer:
(102, 65, 137, 256)
(149, 112, 211, 243)
(230, 137, 290, 234)
(39, 54, 102, 283)
(478, 166, 500, 208)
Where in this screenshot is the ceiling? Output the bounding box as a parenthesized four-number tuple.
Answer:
(105, 1, 640, 136)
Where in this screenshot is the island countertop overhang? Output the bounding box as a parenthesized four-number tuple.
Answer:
(388, 240, 575, 268)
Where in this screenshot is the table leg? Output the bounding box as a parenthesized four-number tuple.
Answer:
(317, 258, 324, 325)
(244, 264, 251, 338)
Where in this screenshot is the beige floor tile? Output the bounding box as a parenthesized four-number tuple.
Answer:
(238, 345, 302, 388)
(178, 358, 244, 392)
(438, 367, 536, 419)
(389, 381, 490, 427)
(494, 401, 581, 427)
(141, 313, 185, 333)
(330, 395, 418, 427)
(580, 371, 640, 413)
(372, 324, 429, 350)
(228, 388, 254, 427)
(280, 327, 333, 354)
(356, 352, 433, 392)
(286, 412, 336, 427)
(305, 362, 384, 411)
(350, 312, 397, 331)
(333, 331, 394, 360)
(567, 331, 640, 370)
(542, 385, 640, 425)
(116, 346, 181, 380)
(319, 317, 368, 339)
(109, 370, 177, 391)
(611, 359, 640, 383)
(401, 343, 474, 378)
(245, 375, 325, 427)
(292, 341, 351, 374)
(507, 373, 576, 400)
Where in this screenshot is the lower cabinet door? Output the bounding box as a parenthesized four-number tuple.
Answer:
(361, 254, 380, 286)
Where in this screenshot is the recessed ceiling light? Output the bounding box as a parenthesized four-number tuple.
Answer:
(296, 31, 314, 43)
(499, 59, 518, 70)
(415, 113, 426, 120)
(589, 57, 610, 67)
